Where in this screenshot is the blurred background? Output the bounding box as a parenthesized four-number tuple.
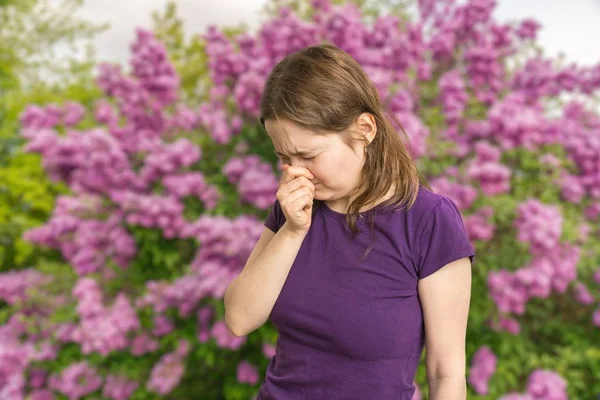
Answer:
(1, 0, 599, 399)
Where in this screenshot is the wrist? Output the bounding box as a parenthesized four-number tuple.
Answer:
(280, 222, 309, 240)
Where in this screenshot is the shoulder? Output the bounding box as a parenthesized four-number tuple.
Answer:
(407, 184, 469, 241)
(399, 183, 448, 232)
(411, 185, 475, 279)
(376, 183, 447, 251)
(384, 183, 469, 255)
(377, 183, 448, 229)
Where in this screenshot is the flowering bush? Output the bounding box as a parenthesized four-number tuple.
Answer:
(2, 0, 600, 399)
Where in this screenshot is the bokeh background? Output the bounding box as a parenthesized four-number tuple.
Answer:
(1, 0, 599, 399)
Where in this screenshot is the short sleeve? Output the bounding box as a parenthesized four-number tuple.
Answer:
(264, 198, 286, 233)
(416, 196, 475, 280)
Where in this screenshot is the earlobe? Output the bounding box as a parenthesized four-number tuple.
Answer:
(365, 129, 376, 145)
(359, 113, 377, 144)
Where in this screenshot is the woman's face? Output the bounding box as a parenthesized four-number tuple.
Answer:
(264, 115, 376, 212)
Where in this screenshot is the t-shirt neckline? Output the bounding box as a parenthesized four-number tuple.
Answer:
(319, 199, 393, 219)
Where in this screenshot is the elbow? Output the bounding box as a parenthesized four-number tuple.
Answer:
(225, 310, 247, 337)
(223, 282, 265, 337)
(223, 284, 244, 337)
(224, 290, 247, 337)
(225, 309, 266, 337)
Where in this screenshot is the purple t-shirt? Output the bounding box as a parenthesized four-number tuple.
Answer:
(257, 184, 475, 399)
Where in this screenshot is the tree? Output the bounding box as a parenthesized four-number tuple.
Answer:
(0, 0, 106, 273)
(2, 0, 600, 399)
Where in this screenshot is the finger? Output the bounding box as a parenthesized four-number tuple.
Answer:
(300, 196, 313, 210)
(292, 194, 313, 216)
(289, 165, 314, 180)
(286, 176, 315, 192)
(285, 186, 313, 207)
(281, 176, 315, 197)
(282, 166, 314, 184)
(298, 178, 316, 197)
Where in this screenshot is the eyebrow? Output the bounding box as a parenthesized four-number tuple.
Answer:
(275, 149, 316, 157)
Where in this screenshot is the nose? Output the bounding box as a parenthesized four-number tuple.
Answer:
(289, 158, 315, 180)
(289, 157, 309, 170)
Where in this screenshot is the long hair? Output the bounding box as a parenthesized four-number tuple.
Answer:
(259, 44, 431, 262)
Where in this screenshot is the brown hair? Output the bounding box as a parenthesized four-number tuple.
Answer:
(259, 44, 431, 261)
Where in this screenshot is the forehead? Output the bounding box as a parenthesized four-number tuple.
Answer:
(265, 118, 324, 154)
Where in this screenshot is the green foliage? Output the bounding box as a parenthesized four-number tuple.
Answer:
(264, 0, 412, 23)
(0, 0, 107, 278)
(151, 1, 211, 104)
(0, 83, 102, 273)
(0, 0, 107, 87)
(119, 227, 197, 289)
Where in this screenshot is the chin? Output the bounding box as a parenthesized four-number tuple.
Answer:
(313, 189, 330, 201)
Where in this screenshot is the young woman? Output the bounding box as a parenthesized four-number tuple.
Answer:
(224, 44, 476, 400)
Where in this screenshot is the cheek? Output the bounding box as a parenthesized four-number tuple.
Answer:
(308, 160, 336, 186)
(312, 167, 336, 185)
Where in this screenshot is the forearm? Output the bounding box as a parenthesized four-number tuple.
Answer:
(224, 222, 307, 336)
(428, 376, 466, 400)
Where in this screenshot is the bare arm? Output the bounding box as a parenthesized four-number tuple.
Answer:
(418, 256, 472, 400)
(224, 222, 307, 336)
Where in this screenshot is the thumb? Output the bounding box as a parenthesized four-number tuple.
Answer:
(304, 198, 313, 211)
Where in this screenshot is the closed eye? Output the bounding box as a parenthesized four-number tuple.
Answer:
(277, 154, 316, 161)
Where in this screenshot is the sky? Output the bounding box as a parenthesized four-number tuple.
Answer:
(56, 0, 600, 68)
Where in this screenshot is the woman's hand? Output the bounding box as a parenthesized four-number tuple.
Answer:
(277, 164, 316, 235)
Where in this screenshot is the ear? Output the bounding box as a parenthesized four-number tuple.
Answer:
(356, 113, 377, 144)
